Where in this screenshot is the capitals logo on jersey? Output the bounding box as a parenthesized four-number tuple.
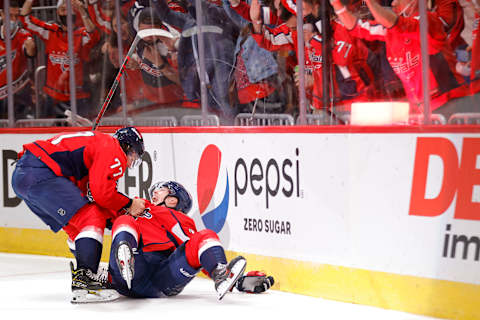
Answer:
(139, 61, 163, 78)
(389, 51, 420, 81)
(139, 207, 152, 219)
(0, 51, 16, 73)
(49, 52, 80, 72)
(196, 144, 229, 233)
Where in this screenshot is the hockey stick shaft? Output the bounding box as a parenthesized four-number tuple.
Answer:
(92, 29, 174, 130)
(92, 37, 140, 130)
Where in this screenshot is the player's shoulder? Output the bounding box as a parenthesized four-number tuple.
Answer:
(170, 208, 195, 225)
(104, 134, 125, 154)
(86, 131, 124, 155)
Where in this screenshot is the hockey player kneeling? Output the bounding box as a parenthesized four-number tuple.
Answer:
(108, 181, 274, 300)
(11, 126, 147, 304)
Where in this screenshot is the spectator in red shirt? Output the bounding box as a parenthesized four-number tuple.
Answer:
(331, 0, 468, 116)
(0, 0, 36, 119)
(20, 0, 100, 118)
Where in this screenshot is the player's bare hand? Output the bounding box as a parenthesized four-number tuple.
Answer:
(128, 198, 146, 217)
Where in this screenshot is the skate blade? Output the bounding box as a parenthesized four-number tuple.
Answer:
(217, 258, 247, 301)
(71, 289, 120, 304)
(117, 244, 134, 289)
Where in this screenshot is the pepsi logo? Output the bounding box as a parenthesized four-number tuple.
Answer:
(196, 144, 229, 233)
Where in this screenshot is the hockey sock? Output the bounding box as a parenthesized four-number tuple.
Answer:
(112, 231, 138, 251)
(75, 237, 103, 272)
(66, 204, 107, 272)
(185, 229, 227, 275)
(200, 246, 228, 276)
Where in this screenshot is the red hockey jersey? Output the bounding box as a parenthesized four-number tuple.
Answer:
(350, 14, 467, 110)
(308, 22, 375, 109)
(19, 131, 131, 213)
(134, 200, 197, 252)
(0, 28, 33, 99)
(19, 14, 100, 101)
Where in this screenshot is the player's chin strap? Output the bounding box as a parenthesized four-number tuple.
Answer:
(156, 201, 178, 212)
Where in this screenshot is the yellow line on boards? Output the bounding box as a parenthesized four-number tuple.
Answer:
(0, 227, 112, 261)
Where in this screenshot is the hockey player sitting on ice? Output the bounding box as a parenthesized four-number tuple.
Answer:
(108, 180, 274, 301)
(11, 127, 147, 303)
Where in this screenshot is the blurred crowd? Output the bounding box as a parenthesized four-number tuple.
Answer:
(0, 0, 479, 124)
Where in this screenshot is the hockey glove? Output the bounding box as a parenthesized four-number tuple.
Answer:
(235, 271, 274, 293)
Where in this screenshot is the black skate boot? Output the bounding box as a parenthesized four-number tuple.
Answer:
(211, 256, 247, 300)
(70, 261, 119, 303)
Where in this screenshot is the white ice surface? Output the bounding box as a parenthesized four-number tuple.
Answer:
(0, 253, 440, 320)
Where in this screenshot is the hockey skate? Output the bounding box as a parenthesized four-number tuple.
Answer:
(211, 256, 247, 300)
(115, 241, 135, 290)
(70, 261, 120, 304)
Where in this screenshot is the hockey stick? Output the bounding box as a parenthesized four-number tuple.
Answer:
(92, 28, 174, 130)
